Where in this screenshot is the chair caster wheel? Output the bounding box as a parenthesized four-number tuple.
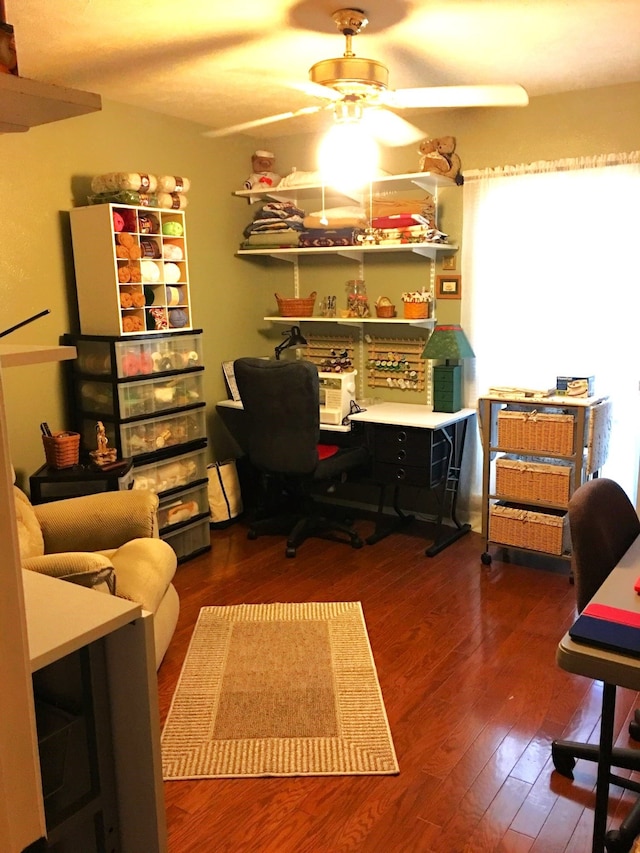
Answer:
(481, 552, 492, 565)
(247, 530, 258, 540)
(604, 829, 632, 853)
(551, 742, 576, 779)
(629, 718, 640, 741)
(351, 537, 364, 549)
(286, 546, 297, 558)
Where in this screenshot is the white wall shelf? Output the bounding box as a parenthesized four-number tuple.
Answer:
(0, 73, 101, 133)
(263, 315, 436, 329)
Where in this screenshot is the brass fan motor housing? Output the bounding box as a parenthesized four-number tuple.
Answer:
(309, 56, 389, 95)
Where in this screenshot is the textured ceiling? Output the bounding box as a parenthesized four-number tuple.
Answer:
(6, 0, 640, 139)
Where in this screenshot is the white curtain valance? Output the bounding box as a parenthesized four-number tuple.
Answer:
(464, 150, 640, 181)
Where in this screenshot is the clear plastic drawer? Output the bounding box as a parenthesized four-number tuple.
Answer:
(76, 371, 204, 418)
(157, 481, 209, 531)
(162, 517, 211, 562)
(131, 446, 208, 495)
(71, 331, 203, 378)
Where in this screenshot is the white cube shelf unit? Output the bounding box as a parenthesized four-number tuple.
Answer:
(69, 203, 192, 337)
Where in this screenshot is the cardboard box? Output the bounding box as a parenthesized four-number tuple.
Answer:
(556, 375, 595, 397)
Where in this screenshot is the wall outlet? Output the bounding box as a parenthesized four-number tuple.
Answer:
(442, 255, 457, 271)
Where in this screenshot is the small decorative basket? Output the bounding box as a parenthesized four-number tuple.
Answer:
(275, 291, 317, 317)
(403, 302, 429, 320)
(375, 304, 396, 318)
(42, 431, 81, 469)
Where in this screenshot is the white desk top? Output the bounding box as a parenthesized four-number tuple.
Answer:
(557, 535, 640, 691)
(23, 570, 142, 672)
(348, 403, 476, 429)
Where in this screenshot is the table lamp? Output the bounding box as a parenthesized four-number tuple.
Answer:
(274, 325, 307, 360)
(421, 324, 475, 413)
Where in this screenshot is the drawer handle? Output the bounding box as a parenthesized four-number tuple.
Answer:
(397, 431, 407, 443)
(396, 468, 406, 480)
(396, 449, 406, 461)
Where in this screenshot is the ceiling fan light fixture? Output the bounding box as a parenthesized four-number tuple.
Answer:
(317, 120, 379, 192)
(309, 56, 389, 95)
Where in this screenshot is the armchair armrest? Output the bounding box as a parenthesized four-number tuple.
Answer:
(34, 491, 160, 554)
(23, 552, 116, 593)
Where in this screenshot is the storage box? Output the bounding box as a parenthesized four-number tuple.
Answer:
(489, 503, 571, 555)
(69, 331, 203, 378)
(162, 516, 211, 562)
(157, 481, 209, 531)
(76, 371, 204, 419)
(495, 455, 573, 505)
(131, 445, 207, 494)
(556, 375, 595, 397)
(497, 409, 574, 455)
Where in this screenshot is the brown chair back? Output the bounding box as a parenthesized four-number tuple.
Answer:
(569, 478, 640, 613)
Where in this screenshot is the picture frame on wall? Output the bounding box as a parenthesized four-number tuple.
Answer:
(436, 275, 462, 300)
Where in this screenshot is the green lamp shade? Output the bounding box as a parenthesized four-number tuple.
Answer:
(422, 325, 475, 413)
(421, 324, 475, 360)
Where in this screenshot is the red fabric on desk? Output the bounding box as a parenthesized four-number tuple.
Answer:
(583, 602, 640, 629)
(317, 444, 339, 460)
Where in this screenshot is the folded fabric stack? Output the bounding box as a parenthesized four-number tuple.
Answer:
(298, 205, 366, 248)
(241, 201, 305, 249)
(369, 195, 447, 245)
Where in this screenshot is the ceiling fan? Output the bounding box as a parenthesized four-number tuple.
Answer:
(204, 8, 528, 144)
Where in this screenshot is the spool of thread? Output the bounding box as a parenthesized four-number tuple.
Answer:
(164, 262, 181, 284)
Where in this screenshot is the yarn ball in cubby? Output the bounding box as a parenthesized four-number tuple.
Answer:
(138, 213, 160, 234)
(163, 243, 183, 261)
(168, 308, 188, 328)
(164, 262, 181, 284)
(113, 211, 125, 232)
(167, 286, 185, 306)
(140, 260, 161, 282)
(162, 221, 184, 237)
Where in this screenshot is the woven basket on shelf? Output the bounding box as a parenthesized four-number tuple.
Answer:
(495, 456, 572, 505)
(497, 409, 574, 455)
(275, 291, 317, 317)
(489, 503, 570, 556)
(403, 302, 429, 320)
(42, 432, 81, 469)
(375, 304, 396, 318)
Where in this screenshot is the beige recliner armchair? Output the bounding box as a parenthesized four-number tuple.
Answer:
(14, 485, 179, 669)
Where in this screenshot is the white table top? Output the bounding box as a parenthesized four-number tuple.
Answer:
(23, 570, 142, 672)
(348, 403, 476, 429)
(557, 535, 640, 691)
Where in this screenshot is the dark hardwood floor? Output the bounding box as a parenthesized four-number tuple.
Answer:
(157, 517, 640, 853)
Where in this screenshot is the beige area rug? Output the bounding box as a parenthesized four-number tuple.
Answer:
(161, 601, 399, 779)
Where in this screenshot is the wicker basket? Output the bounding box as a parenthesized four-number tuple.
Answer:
(489, 503, 570, 556)
(497, 409, 574, 455)
(403, 302, 429, 320)
(375, 304, 396, 318)
(42, 432, 81, 469)
(495, 455, 572, 505)
(275, 291, 317, 317)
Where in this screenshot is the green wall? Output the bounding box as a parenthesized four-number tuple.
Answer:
(2, 82, 639, 487)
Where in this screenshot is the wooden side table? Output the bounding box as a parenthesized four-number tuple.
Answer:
(29, 459, 134, 504)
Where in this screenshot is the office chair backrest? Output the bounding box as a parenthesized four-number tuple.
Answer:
(569, 478, 640, 613)
(233, 358, 320, 476)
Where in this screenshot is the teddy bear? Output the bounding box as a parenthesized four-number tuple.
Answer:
(243, 150, 281, 191)
(418, 136, 463, 185)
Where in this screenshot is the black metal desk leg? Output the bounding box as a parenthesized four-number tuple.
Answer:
(425, 419, 471, 557)
(593, 681, 616, 853)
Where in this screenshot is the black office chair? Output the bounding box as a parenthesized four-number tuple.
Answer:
(233, 357, 369, 557)
(552, 478, 640, 852)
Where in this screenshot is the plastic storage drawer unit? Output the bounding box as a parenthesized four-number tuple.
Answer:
(68, 330, 204, 378)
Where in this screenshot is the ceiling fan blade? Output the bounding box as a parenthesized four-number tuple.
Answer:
(386, 84, 529, 110)
(361, 108, 425, 147)
(203, 105, 325, 138)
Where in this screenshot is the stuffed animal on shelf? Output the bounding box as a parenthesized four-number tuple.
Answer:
(418, 136, 464, 185)
(243, 150, 281, 191)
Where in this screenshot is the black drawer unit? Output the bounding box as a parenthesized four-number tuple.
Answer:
(370, 423, 450, 489)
